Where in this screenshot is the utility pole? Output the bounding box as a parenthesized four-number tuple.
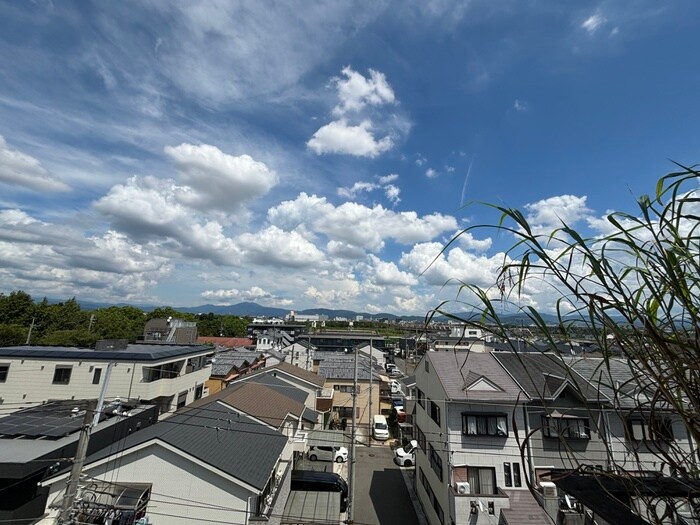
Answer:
(368, 338, 372, 449)
(59, 359, 114, 523)
(59, 399, 97, 523)
(25, 317, 35, 345)
(348, 346, 359, 524)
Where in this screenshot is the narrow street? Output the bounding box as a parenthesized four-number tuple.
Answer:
(352, 443, 421, 525)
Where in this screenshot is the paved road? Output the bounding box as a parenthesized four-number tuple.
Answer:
(351, 444, 420, 525)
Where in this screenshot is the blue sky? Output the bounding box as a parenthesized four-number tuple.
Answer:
(0, 1, 698, 315)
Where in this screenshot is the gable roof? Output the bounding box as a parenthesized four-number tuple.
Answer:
(263, 362, 326, 388)
(203, 381, 307, 429)
(75, 404, 286, 491)
(210, 349, 263, 376)
(565, 356, 648, 408)
(248, 373, 309, 405)
(493, 352, 608, 403)
(426, 352, 522, 402)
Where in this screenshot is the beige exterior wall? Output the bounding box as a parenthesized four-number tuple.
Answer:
(326, 378, 391, 428)
(0, 355, 211, 414)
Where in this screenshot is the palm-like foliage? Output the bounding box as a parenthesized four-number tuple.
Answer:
(430, 165, 700, 524)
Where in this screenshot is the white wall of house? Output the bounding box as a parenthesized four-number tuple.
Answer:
(282, 342, 315, 371)
(39, 442, 258, 525)
(0, 356, 211, 413)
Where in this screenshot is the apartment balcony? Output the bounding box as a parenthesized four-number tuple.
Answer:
(134, 365, 211, 401)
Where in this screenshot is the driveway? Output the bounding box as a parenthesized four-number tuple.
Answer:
(351, 443, 420, 525)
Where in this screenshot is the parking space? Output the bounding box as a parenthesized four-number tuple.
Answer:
(352, 444, 420, 525)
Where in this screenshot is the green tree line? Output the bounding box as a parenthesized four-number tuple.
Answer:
(0, 291, 249, 347)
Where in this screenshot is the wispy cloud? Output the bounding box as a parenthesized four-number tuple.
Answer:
(426, 168, 438, 178)
(582, 12, 607, 34)
(0, 136, 70, 192)
(513, 99, 528, 112)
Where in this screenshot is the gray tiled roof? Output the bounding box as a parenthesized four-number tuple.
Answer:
(318, 362, 378, 381)
(210, 350, 261, 376)
(80, 404, 286, 491)
(565, 356, 646, 408)
(494, 352, 607, 402)
(426, 352, 523, 401)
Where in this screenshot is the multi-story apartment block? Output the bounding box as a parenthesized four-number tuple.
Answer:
(0, 343, 214, 414)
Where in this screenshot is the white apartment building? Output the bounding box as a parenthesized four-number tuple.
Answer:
(0, 343, 215, 415)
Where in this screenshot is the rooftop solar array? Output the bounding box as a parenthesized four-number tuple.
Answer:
(0, 400, 89, 439)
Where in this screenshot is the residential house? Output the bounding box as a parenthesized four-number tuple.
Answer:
(0, 343, 214, 414)
(0, 399, 157, 523)
(281, 340, 316, 371)
(415, 349, 696, 525)
(143, 317, 198, 344)
(192, 378, 320, 436)
(38, 402, 293, 525)
(414, 351, 550, 525)
(234, 362, 329, 419)
(315, 351, 391, 431)
(355, 342, 386, 368)
(206, 349, 266, 394)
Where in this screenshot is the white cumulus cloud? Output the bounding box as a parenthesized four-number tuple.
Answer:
(524, 194, 592, 234)
(332, 66, 395, 116)
(307, 119, 393, 158)
(237, 226, 325, 268)
(164, 143, 277, 212)
(268, 193, 458, 253)
(426, 168, 438, 178)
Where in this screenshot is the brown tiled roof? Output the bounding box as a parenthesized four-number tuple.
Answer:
(215, 382, 306, 429)
(266, 362, 326, 387)
(197, 336, 253, 348)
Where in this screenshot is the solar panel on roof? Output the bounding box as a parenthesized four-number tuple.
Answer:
(42, 423, 81, 438)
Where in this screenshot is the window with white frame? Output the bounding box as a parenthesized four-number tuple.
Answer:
(462, 413, 508, 437)
(541, 415, 590, 439)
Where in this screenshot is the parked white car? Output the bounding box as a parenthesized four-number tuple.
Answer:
(308, 445, 348, 463)
(394, 440, 418, 467)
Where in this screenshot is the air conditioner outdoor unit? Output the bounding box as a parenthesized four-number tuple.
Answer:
(455, 481, 471, 495)
(541, 481, 557, 498)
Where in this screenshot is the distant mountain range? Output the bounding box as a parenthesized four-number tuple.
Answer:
(67, 298, 562, 325)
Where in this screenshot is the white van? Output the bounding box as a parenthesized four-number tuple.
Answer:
(372, 414, 390, 441)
